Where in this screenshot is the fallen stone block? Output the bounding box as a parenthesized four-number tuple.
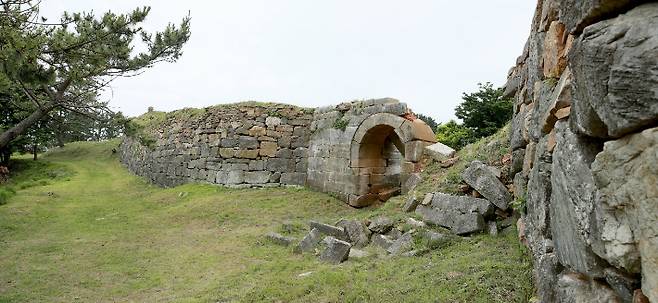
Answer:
(402, 195, 420, 213)
(309, 221, 349, 241)
(368, 217, 394, 234)
(371, 234, 395, 250)
(451, 213, 485, 235)
(319, 236, 352, 264)
(387, 232, 414, 255)
(462, 160, 512, 210)
(424, 142, 456, 161)
(430, 192, 494, 217)
(420, 193, 434, 206)
(336, 219, 371, 248)
(266, 232, 295, 247)
(295, 228, 322, 253)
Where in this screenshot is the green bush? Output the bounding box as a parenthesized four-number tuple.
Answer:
(455, 82, 513, 138)
(435, 120, 477, 150)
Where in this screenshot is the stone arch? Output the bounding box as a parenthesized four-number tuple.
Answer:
(348, 113, 436, 207)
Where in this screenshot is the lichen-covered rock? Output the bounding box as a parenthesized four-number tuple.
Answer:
(557, 0, 635, 33)
(550, 121, 606, 277)
(319, 237, 351, 264)
(569, 3, 658, 138)
(336, 219, 372, 248)
(462, 161, 512, 210)
(592, 127, 658, 301)
(367, 217, 395, 234)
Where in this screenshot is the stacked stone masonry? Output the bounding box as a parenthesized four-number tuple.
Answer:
(121, 99, 436, 208)
(505, 1, 657, 302)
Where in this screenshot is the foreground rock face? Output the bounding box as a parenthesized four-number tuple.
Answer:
(506, 0, 657, 301)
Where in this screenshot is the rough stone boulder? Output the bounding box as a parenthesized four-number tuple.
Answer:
(557, 0, 635, 33)
(295, 228, 322, 253)
(424, 142, 456, 161)
(367, 217, 395, 234)
(550, 121, 606, 278)
(415, 193, 491, 235)
(462, 161, 512, 210)
(309, 221, 349, 241)
(402, 195, 420, 213)
(319, 237, 351, 264)
(336, 219, 372, 248)
(591, 126, 658, 301)
(266, 232, 295, 247)
(569, 3, 658, 138)
(386, 232, 414, 255)
(371, 234, 395, 249)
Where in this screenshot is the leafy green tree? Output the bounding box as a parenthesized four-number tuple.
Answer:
(415, 113, 438, 132)
(435, 120, 476, 150)
(0, 1, 191, 151)
(455, 82, 513, 138)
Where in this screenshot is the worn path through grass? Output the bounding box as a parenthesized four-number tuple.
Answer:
(0, 141, 533, 303)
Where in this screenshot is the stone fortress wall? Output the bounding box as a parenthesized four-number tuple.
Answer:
(504, 0, 657, 302)
(120, 99, 436, 207)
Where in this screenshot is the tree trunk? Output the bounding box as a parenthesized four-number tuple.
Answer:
(32, 144, 37, 161)
(0, 102, 57, 150)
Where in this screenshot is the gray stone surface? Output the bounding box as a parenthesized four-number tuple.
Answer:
(309, 221, 349, 241)
(534, 253, 561, 303)
(550, 121, 606, 278)
(451, 213, 486, 235)
(348, 248, 370, 259)
(266, 232, 295, 246)
(424, 142, 456, 161)
(295, 228, 322, 253)
(592, 127, 658, 301)
(367, 217, 395, 234)
(402, 195, 420, 213)
(488, 221, 498, 236)
(386, 232, 413, 255)
(569, 3, 658, 138)
(319, 237, 351, 264)
(462, 161, 512, 210)
(555, 273, 622, 303)
(558, 0, 634, 33)
(371, 234, 395, 250)
(336, 219, 371, 248)
(430, 192, 494, 217)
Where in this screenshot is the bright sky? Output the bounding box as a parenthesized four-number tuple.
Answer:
(40, 1, 535, 123)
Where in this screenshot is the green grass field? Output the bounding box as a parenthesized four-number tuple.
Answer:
(0, 140, 533, 303)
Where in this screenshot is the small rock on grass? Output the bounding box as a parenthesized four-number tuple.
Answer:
(368, 217, 394, 233)
(406, 217, 426, 228)
(319, 236, 351, 264)
(403, 195, 420, 212)
(294, 228, 322, 253)
(348, 248, 370, 259)
(266, 232, 295, 246)
(309, 220, 349, 241)
(387, 232, 414, 255)
(371, 234, 395, 249)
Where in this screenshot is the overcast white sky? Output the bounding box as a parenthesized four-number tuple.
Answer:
(40, 1, 535, 123)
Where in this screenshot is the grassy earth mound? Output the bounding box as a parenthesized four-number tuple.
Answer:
(0, 135, 532, 302)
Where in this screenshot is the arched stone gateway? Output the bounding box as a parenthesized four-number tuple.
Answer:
(120, 98, 436, 208)
(306, 99, 436, 207)
(347, 113, 436, 207)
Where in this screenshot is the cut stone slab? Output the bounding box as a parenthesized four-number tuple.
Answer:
(319, 236, 351, 264)
(424, 142, 456, 161)
(295, 228, 322, 253)
(371, 234, 395, 250)
(451, 213, 486, 235)
(421, 193, 434, 206)
(266, 232, 295, 247)
(430, 192, 494, 217)
(462, 161, 512, 210)
(336, 219, 371, 248)
(309, 221, 349, 241)
(402, 195, 420, 213)
(367, 217, 395, 234)
(387, 232, 413, 255)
